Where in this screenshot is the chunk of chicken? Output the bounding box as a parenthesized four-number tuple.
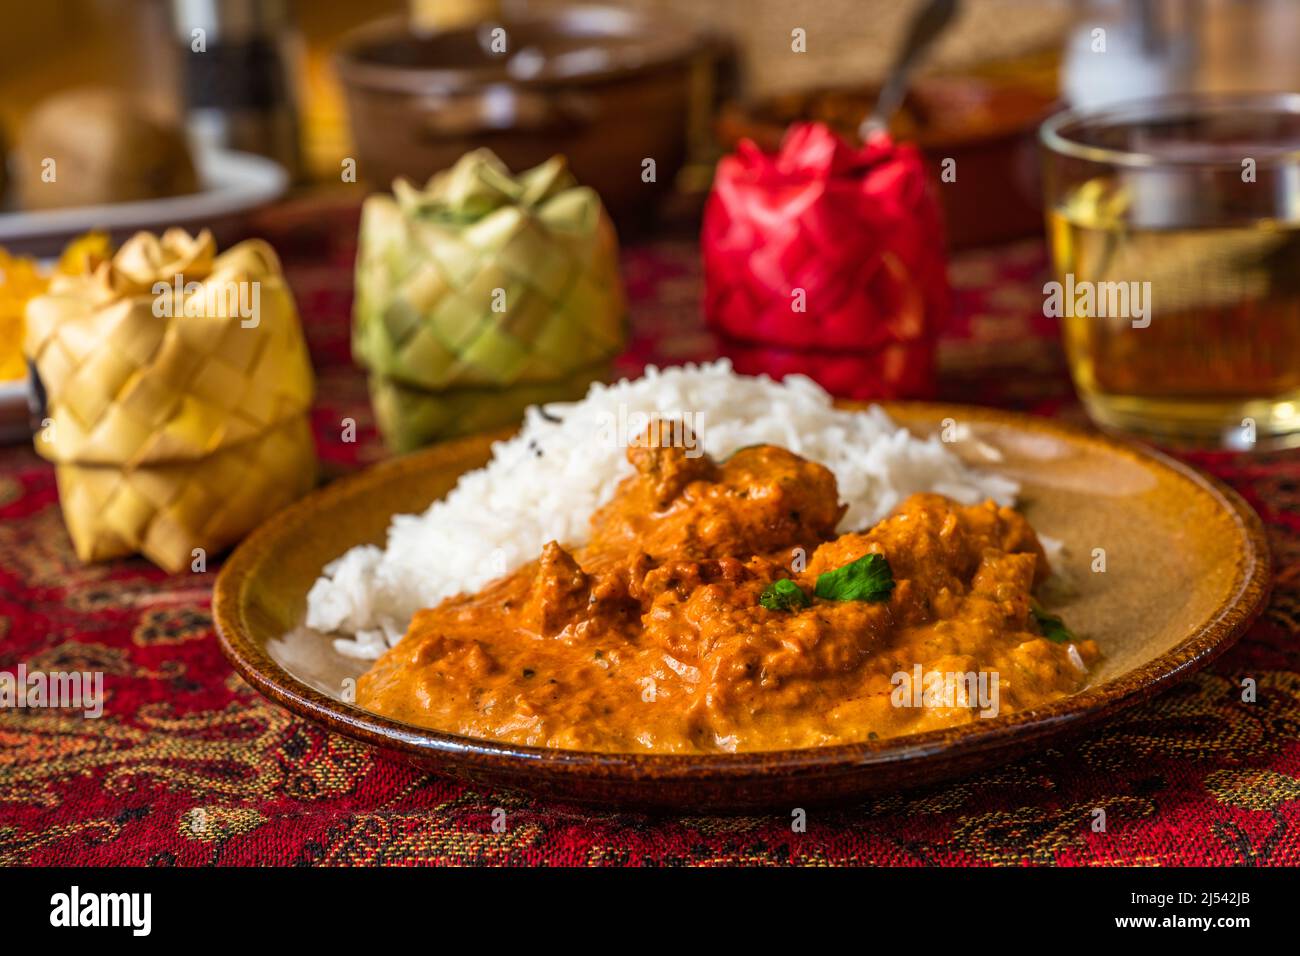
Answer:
(587, 434, 846, 563)
(521, 541, 592, 637)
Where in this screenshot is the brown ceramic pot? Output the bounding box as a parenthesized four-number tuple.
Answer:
(335, 7, 707, 232)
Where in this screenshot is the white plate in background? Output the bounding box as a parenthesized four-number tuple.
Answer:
(0, 147, 288, 255)
(0, 377, 32, 445)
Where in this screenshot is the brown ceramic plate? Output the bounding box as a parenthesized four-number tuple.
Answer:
(214, 404, 1270, 810)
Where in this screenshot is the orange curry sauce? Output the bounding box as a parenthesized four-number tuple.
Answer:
(358, 437, 1100, 752)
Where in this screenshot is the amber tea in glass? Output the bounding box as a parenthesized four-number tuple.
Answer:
(1041, 95, 1300, 449)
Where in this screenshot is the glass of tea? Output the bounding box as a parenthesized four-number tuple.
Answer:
(1040, 94, 1300, 450)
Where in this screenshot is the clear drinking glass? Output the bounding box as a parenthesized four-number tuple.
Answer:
(1040, 93, 1300, 450)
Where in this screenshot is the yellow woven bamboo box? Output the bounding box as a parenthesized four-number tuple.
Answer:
(24, 229, 318, 573)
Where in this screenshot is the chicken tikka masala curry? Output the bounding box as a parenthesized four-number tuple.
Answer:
(358, 428, 1098, 752)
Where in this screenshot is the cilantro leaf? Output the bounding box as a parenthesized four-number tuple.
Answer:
(814, 553, 895, 603)
(760, 578, 810, 612)
(1031, 601, 1075, 643)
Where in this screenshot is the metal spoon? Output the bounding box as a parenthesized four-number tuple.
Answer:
(859, 0, 961, 140)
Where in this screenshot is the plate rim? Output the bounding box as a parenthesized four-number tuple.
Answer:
(0, 146, 288, 244)
(214, 401, 1272, 782)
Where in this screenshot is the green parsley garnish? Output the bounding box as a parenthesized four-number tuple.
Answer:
(759, 578, 810, 612)
(814, 553, 895, 603)
(1031, 601, 1074, 643)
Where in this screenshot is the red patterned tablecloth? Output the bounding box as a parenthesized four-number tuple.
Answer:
(1, 203, 1297, 866)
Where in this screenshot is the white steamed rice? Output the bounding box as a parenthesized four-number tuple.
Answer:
(307, 361, 1018, 659)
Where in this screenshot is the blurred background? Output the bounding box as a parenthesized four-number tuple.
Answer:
(3, 0, 1300, 449)
(4, 0, 1299, 232)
